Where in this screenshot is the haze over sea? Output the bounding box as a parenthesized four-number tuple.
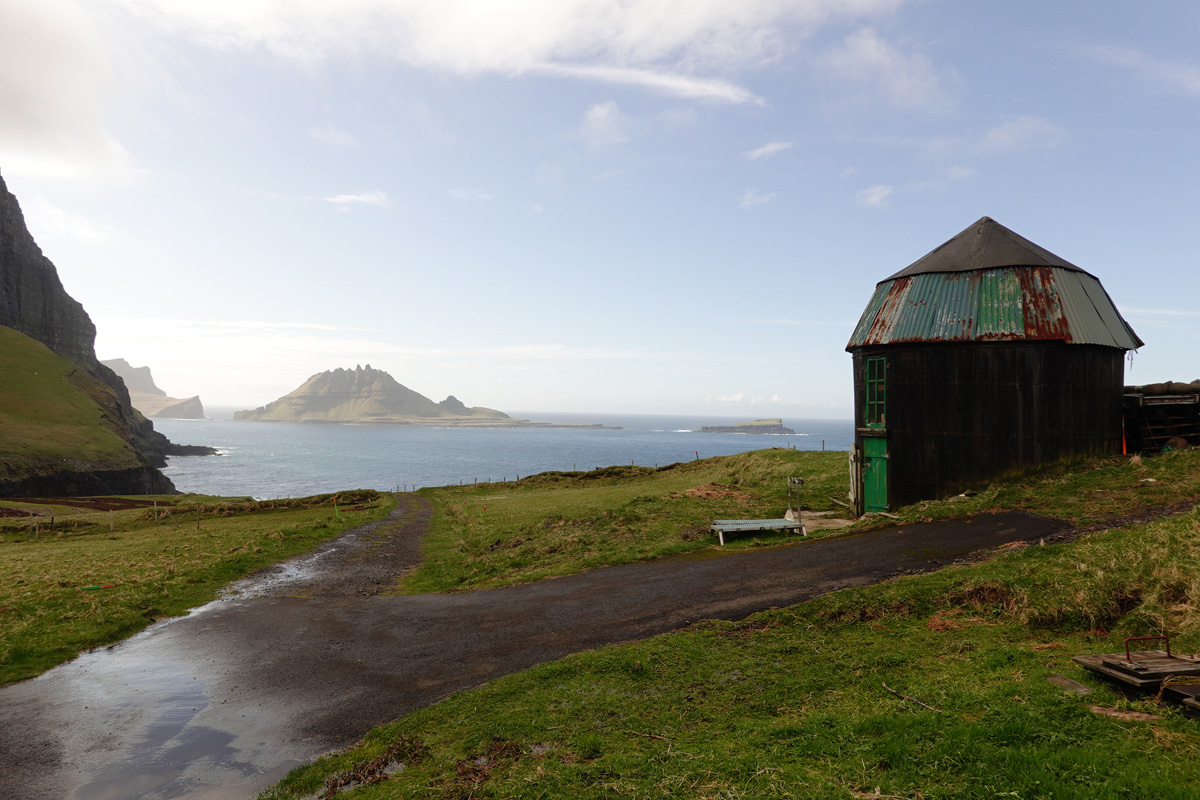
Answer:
(154, 411, 853, 500)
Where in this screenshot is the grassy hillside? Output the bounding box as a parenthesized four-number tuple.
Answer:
(263, 450, 1200, 800)
(0, 326, 141, 472)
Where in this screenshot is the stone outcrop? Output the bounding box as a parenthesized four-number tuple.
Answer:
(101, 358, 206, 419)
(0, 168, 205, 494)
(236, 365, 515, 425)
(0, 465, 175, 498)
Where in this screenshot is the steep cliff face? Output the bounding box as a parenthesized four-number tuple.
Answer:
(102, 358, 206, 419)
(236, 365, 513, 425)
(0, 169, 180, 493)
(0, 176, 97, 365)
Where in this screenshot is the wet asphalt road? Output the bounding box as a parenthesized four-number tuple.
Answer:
(0, 499, 1069, 800)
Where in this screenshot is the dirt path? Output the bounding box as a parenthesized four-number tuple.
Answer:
(0, 498, 1069, 800)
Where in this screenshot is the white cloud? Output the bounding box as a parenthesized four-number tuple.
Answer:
(856, 184, 891, 206)
(0, 0, 135, 178)
(820, 27, 953, 110)
(743, 141, 794, 160)
(1, 0, 914, 179)
(450, 188, 497, 200)
(21, 198, 114, 242)
(325, 190, 389, 206)
(118, 0, 903, 102)
(310, 126, 357, 147)
(941, 165, 973, 180)
(739, 189, 776, 208)
(579, 101, 630, 147)
(978, 116, 1066, 152)
(704, 392, 813, 407)
(538, 64, 763, 105)
(1079, 43, 1200, 96)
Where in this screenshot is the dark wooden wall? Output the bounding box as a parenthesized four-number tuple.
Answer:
(851, 342, 1125, 509)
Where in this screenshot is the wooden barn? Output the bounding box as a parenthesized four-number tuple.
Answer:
(845, 217, 1143, 514)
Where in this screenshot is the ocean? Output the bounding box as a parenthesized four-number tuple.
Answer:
(152, 411, 854, 499)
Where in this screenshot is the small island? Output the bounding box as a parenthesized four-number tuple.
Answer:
(235, 365, 618, 428)
(699, 418, 796, 435)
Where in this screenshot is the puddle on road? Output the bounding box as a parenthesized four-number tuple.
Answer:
(38, 643, 304, 800)
(14, 556, 329, 799)
(217, 544, 341, 601)
(5, 515, 406, 799)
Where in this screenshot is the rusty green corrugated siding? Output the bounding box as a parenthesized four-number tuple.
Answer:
(846, 266, 1143, 350)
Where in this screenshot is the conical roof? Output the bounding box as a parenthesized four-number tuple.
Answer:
(847, 217, 1143, 351)
(884, 216, 1089, 281)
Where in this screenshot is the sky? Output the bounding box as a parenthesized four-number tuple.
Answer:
(2, 1, 1198, 419)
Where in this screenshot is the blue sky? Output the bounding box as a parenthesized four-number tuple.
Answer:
(2, 1, 1197, 418)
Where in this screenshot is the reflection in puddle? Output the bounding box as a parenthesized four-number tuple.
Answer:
(46, 647, 302, 799)
(217, 544, 340, 600)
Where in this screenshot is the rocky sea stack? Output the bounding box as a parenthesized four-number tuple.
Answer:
(236, 365, 518, 426)
(102, 358, 205, 419)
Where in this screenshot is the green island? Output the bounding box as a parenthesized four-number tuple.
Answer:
(233, 364, 615, 428)
(5, 448, 1200, 799)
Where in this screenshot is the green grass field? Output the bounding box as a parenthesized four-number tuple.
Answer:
(0, 490, 393, 685)
(404, 448, 848, 594)
(404, 448, 1200, 595)
(0, 326, 142, 471)
(260, 450, 1200, 800)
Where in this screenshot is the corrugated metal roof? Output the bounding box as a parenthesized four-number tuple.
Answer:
(886, 217, 1091, 280)
(846, 266, 1143, 351)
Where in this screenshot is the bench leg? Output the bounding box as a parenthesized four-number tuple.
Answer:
(718, 530, 725, 546)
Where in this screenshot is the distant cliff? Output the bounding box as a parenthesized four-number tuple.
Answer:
(236, 365, 518, 425)
(0, 169, 194, 494)
(700, 418, 796, 435)
(102, 358, 205, 419)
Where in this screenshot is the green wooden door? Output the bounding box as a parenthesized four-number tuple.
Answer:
(863, 436, 888, 512)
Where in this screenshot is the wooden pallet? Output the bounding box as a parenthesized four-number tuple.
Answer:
(1073, 650, 1200, 690)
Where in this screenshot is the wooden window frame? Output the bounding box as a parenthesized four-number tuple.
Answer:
(865, 356, 886, 428)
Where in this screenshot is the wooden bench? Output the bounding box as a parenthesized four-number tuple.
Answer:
(710, 518, 805, 546)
